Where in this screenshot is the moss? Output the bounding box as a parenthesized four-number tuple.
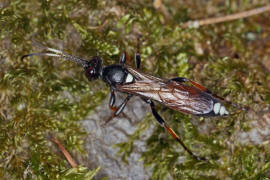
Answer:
(1, 0, 270, 179)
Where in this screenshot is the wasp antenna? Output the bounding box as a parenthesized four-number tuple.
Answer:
(59, 53, 88, 68)
(21, 51, 88, 68)
(22, 46, 88, 68)
(31, 38, 72, 56)
(46, 47, 64, 54)
(21, 52, 61, 61)
(27, 39, 88, 66)
(32, 44, 65, 55)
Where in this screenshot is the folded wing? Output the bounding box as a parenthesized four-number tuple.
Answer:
(117, 66, 218, 116)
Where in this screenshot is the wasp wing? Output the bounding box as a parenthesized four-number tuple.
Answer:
(117, 66, 218, 116)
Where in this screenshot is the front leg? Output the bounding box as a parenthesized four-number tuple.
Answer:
(104, 91, 133, 126)
(120, 51, 130, 64)
(109, 89, 117, 112)
(120, 50, 141, 69)
(114, 94, 133, 116)
(120, 36, 141, 69)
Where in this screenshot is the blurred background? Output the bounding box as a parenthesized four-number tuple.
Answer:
(1, 0, 270, 179)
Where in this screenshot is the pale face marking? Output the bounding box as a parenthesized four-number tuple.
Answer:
(213, 103, 221, 114)
(125, 73, 134, 83)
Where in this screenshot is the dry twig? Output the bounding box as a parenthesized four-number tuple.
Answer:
(181, 4, 270, 28)
(51, 137, 78, 168)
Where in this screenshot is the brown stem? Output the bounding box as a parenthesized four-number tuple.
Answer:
(181, 4, 270, 28)
(51, 137, 78, 168)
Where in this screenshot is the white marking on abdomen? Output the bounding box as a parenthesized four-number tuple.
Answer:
(223, 107, 229, 115)
(220, 106, 225, 116)
(213, 102, 229, 115)
(214, 103, 221, 114)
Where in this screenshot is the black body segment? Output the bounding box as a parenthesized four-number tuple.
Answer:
(102, 65, 128, 86)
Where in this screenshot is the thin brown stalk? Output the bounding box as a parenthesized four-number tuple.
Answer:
(181, 4, 270, 28)
(51, 137, 78, 168)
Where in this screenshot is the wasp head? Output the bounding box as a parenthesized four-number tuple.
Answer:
(84, 56, 102, 81)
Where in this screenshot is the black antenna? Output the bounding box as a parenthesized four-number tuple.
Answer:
(21, 42, 88, 68)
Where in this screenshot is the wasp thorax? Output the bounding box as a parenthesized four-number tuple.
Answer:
(84, 56, 102, 81)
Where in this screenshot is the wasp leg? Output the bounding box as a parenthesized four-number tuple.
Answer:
(109, 89, 117, 112)
(103, 94, 133, 126)
(135, 36, 141, 69)
(114, 94, 133, 116)
(120, 52, 126, 64)
(120, 51, 131, 65)
(135, 52, 141, 69)
(144, 99, 207, 161)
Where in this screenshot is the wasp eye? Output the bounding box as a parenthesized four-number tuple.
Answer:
(84, 56, 102, 81)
